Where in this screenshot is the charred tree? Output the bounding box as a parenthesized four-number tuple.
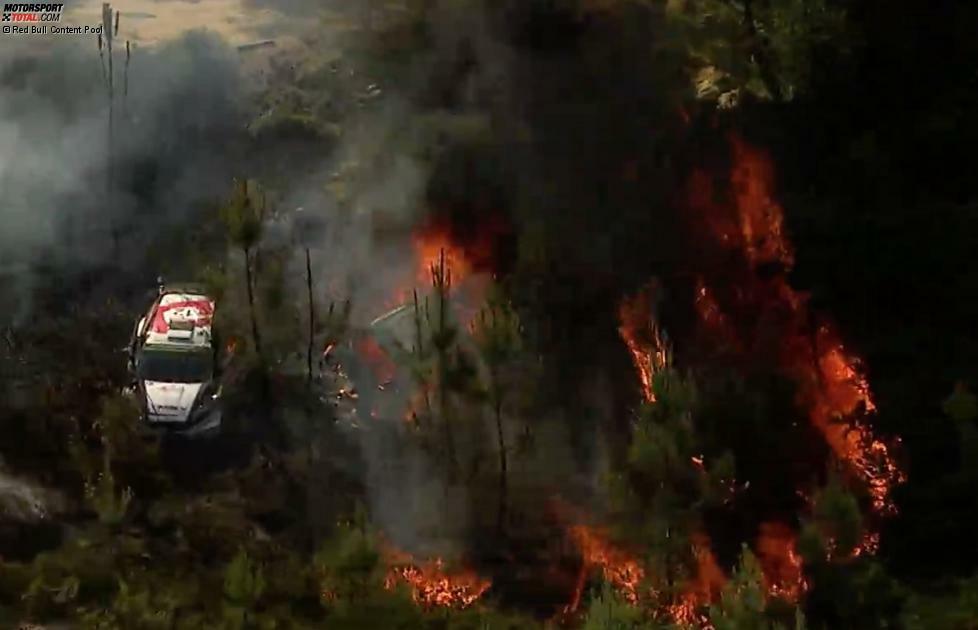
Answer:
(475, 298, 522, 537)
(431, 250, 458, 480)
(306, 247, 314, 387)
(220, 179, 264, 361)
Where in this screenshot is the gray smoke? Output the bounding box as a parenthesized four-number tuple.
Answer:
(0, 30, 244, 323)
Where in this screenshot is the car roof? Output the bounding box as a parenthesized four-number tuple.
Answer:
(143, 292, 215, 348)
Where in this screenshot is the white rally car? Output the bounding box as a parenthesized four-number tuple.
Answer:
(127, 283, 224, 437)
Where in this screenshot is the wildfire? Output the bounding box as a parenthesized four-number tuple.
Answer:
(410, 210, 508, 288)
(687, 132, 905, 517)
(618, 282, 671, 403)
(377, 213, 500, 333)
(756, 522, 807, 601)
(563, 521, 727, 627)
(412, 226, 472, 288)
(728, 135, 795, 270)
(384, 557, 491, 609)
(566, 524, 647, 610)
(663, 533, 726, 626)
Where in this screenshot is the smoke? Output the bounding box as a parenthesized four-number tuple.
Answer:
(0, 31, 245, 323)
(0, 0, 688, 566)
(275, 0, 653, 559)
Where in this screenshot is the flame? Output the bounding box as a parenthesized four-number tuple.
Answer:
(652, 534, 724, 629)
(618, 282, 671, 403)
(383, 557, 491, 609)
(413, 228, 472, 288)
(687, 133, 905, 518)
(566, 524, 647, 608)
(564, 522, 726, 627)
(755, 522, 807, 601)
(728, 136, 795, 269)
(378, 214, 500, 329)
(410, 210, 508, 288)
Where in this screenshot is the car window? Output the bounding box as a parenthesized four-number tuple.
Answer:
(137, 349, 213, 384)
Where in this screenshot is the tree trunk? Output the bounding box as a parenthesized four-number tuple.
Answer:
(306, 247, 314, 387)
(244, 245, 262, 358)
(493, 378, 507, 536)
(107, 32, 117, 260)
(437, 269, 457, 480)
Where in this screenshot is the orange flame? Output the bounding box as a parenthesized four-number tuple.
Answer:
(567, 524, 647, 609)
(756, 522, 807, 601)
(728, 135, 795, 270)
(564, 522, 726, 627)
(384, 557, 491, 609)
(618, 282, 670, 403)
(413, 228, 471, 288)
(688, 133, 905, 518)
(664, 533, 726, 626)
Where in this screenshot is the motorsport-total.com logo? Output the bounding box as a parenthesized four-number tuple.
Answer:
(2, 3, 64, 22)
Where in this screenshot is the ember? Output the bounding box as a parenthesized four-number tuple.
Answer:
(384, 558, 491, 609)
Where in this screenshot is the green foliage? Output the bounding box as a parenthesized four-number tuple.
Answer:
(943, 382, 978, 422)
(84, 456, 133, 528)
(80, 578, 178, 630)
(628, 370, 731, 504)
(611, 368, 736, 605)
(394, 254, 485, 477)
(92, 394, 168, 494)
(798, 478, 862, 561)
(173, 493, 256, 560)
(313, 513, 425, 629)
(314, 512, 383, 605)
(581, 581, 649, 629)
(433, 607, 542, 629)
(220, 179, 265, 252)
(648, 369, 699, 425)
(23, 537, 117, 619)
(665, 0, 848, 101)
(219, 178, 268, 359)
(806, 559, 905, 629)
(709, 546, 804, 630)
(762, 0, 848, 99)
(473, 294, 524, 371)
(223, 549, 266, 626)
(904, 573, 978, 630)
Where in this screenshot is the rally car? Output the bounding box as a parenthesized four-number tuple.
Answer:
(126, 282, 224, 437)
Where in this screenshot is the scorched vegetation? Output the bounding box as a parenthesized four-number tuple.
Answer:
(2, 0, 978, 629)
